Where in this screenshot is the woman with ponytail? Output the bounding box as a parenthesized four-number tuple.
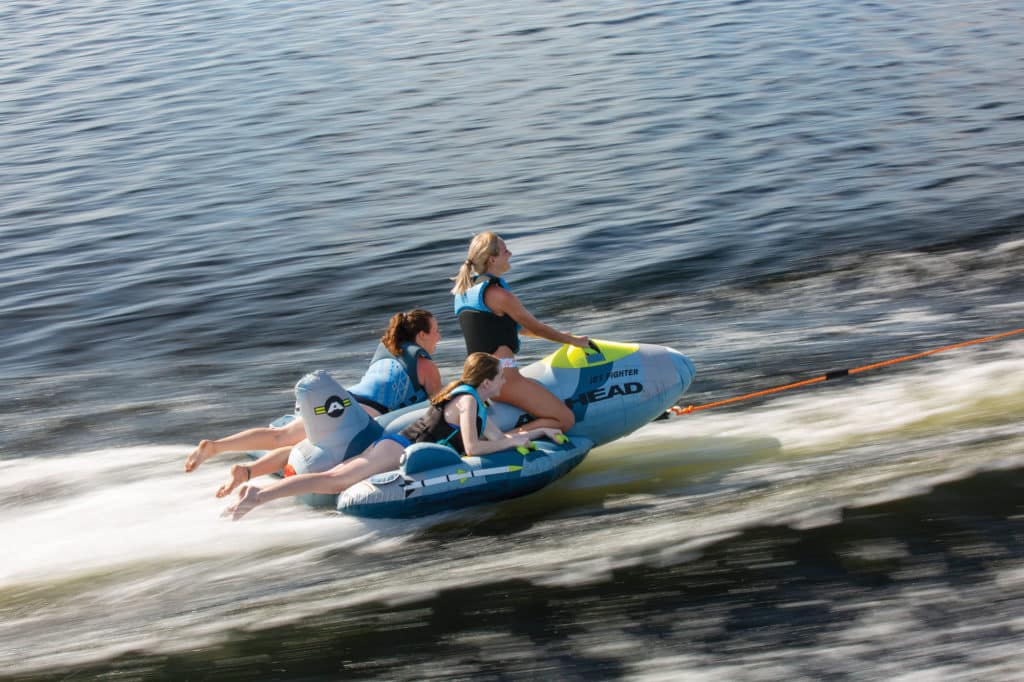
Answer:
(184, 309, 442, 474)
(224, 353, 564, 520)
(348, 309, 442, 416)
(453, 232, 589, 432)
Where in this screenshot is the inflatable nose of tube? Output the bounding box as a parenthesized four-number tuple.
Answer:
(294, 370, 369, 448)
(287, 371, 383, 506)
(667, 348, 696, 394)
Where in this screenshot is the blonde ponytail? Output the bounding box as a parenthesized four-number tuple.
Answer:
(450, 232, 503, 295)
(451, 261, 475, 296)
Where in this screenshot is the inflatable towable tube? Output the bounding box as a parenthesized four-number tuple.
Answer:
(377, 339, 696, 447)
(272, 340, 695, 518)
(342, 339, 694, 518)
(339, 436, 594, 518)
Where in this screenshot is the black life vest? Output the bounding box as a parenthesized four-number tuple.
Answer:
(399, 385, 487, 455)
(453, 274, 521, 355)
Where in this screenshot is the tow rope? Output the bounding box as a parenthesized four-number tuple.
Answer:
(666, 327, 1024, 417)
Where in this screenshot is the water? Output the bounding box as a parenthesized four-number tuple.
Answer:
(1, 0, 1023, 679)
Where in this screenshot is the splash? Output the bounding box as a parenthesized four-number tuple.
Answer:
(0, 446, 370, 587)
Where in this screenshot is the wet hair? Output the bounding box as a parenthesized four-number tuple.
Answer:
(450, 231, 503, 295)
(381, 309, 435, 356)
(431, 352, 501, 406)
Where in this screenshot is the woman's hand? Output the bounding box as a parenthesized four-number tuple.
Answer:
(522, 427, 566, 443)
(509, 430, 532, 446)
(568, 334, 590, 349)
(504, 431, 531, 447)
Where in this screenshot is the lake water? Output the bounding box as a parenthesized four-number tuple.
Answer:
(1, 1, 1023, 679)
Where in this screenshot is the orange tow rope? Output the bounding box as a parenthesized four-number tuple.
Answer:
(668, 327, 1024, 416)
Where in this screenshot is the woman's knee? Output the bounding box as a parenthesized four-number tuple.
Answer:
(512, 377, 574, 430)
(273, 419, 306, 447)
(558, 407, 575, 431)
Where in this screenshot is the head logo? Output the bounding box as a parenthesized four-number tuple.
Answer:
(315, 395, 351, 418)
(564, 382, 644, 409)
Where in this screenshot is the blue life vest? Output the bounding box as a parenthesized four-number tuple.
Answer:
(453, 274, 521, 354)
(349, 342, 431, 413)
(445, 384, 488, 436)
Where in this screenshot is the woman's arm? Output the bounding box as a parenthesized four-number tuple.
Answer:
(417, 356, 443, 396)
(484, 286, 589, 348)
(518, 426, 567, 442)
(450, 394, 528, 456)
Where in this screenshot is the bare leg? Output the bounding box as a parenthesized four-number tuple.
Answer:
(215, 445, 292, 498)
(184, 439, 217, 472)
(226, 485, 261, 520)
(185, 418, 307, 472)
(216, 465, 251, 499)
(496, 368, 575, 432)
(224, 440, 404, 520)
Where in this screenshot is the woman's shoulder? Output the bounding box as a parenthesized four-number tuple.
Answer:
(440, 391, 476, 419)
(417, 354, 440, 378)
(447, 390, 479, 410)
(482, 279, 518, 303)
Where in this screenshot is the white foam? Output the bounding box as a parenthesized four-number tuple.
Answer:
(1, 342, 1021, 675)
(640, 340, 1024, 457)
(0, 446, 365, 587)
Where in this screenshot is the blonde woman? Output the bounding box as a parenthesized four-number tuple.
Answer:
(224, 353, 562, 520)
(452, 232, 588, 431)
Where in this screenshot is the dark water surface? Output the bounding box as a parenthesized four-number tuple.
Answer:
(1, 1, 1023, 679)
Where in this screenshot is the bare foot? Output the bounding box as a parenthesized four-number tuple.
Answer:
(223, 485, 262, 521)
(216, 464, 250, 498)
(185, 439, 217, 472)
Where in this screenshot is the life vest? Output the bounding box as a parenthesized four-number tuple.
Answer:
(453, 274, 521, 355)
(398, 385, 487, 455)
(349, 342, 431, 413)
